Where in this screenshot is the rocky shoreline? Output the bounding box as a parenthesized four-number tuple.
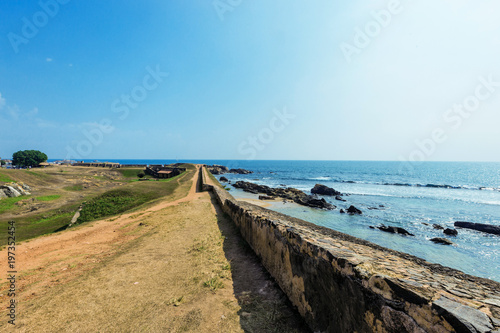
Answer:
(208, 166, 500, 247)
(232, 181, 335, 210)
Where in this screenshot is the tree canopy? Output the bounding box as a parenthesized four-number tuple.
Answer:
(12, 150, 48, 167)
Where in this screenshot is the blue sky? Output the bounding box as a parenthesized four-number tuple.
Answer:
(1, 0, 499, 161)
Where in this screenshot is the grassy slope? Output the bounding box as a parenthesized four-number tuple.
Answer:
(116, 168, 144, 178)
(0, 165, 194, 246)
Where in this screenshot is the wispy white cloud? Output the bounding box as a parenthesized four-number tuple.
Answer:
(0, 95, 58, 129)
(36, 118, 57, 129)
(28, 107, 39, 117)
(7, 105, 20, 121)
(46, 58, 53, 62)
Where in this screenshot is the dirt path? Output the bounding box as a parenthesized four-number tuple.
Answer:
(0, 166, 309, 332)
(0, 167, 199, 309)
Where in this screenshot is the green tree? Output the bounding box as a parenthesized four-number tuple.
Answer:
(0, 160, 5, 166)
(12, 150, 48, 167)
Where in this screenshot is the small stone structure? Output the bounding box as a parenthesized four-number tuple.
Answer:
(145, 166, 186, 179)
(201, 166, 500, 333)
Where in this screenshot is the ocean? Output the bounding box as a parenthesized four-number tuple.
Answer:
(54, 159, 500, 282)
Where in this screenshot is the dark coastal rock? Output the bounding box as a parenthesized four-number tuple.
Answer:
(233, 181, 335, 210)
(259, 195, 275, 200)
(377, 225, 414, 236)
(346, 205, 362, 215)
(430, 237, 453, 245)
(433, 224, 444, 230)
(229, 168, 253, 174)
(296, 197, 335, 210)
(208, 165, 229, 175)
(443, 228, 458, 236)
(219, 176, 229, 182)
(340, 209, 345, 214)
(335, 195, 346, 202)
(454, 221, 500, 236)
(311, 184, 342, 196)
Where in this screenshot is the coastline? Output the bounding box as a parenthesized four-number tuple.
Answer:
(203, 166, 500, 332)
(207, 161, 500, 283)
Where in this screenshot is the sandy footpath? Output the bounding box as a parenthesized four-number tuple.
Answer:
(0, 166, 308, 332)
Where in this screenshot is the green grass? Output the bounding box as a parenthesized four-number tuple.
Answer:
(0, 164, 195, 247)
(117, 168, 144, 178)
(0, 204, 79, 246)
(0, 196, 27, 214)
(77, 173, 184, 224)
(36, 194, 61, 201)
(29, 212, 73, 226)
(77, 189, 141, 223)
(203, 276, 224, 292)
(0, 172, 13, 183)
(64, 185, 83, 191)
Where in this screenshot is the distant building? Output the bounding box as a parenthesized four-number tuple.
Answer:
(1, 159, 12, 168)
(145, 166, 186, 179)
(73, 162, 120, 168)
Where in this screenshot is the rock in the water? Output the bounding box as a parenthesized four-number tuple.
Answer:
(335, 195, 346, 202)
(433, 224, 444, 230)
(207, 165, 229, 175)
(378, 225, 414, 236)
(233, 181, 335, 210)
(296, 197, 335, 210)
(443, 228, 458, 236)
(229, 168, 253, 174)
(259, 195, 274, 200)
(340, 209, 345, 214)
(454, 221, 500, 236)
(346, 205, 362, 215)
(430, 237, 453, 245)
(311, 184, 342, 196)
(219, 176, 229, 182)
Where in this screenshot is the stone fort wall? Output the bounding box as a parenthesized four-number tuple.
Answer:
(201, 166, 500, 333)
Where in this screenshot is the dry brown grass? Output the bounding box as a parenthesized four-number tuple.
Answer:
(0, 166, 309, 333)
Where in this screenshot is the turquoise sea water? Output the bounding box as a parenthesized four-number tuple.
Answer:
(55, 159, 500, 282)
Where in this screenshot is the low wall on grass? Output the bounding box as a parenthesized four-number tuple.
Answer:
(201, 167, 500, 333)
